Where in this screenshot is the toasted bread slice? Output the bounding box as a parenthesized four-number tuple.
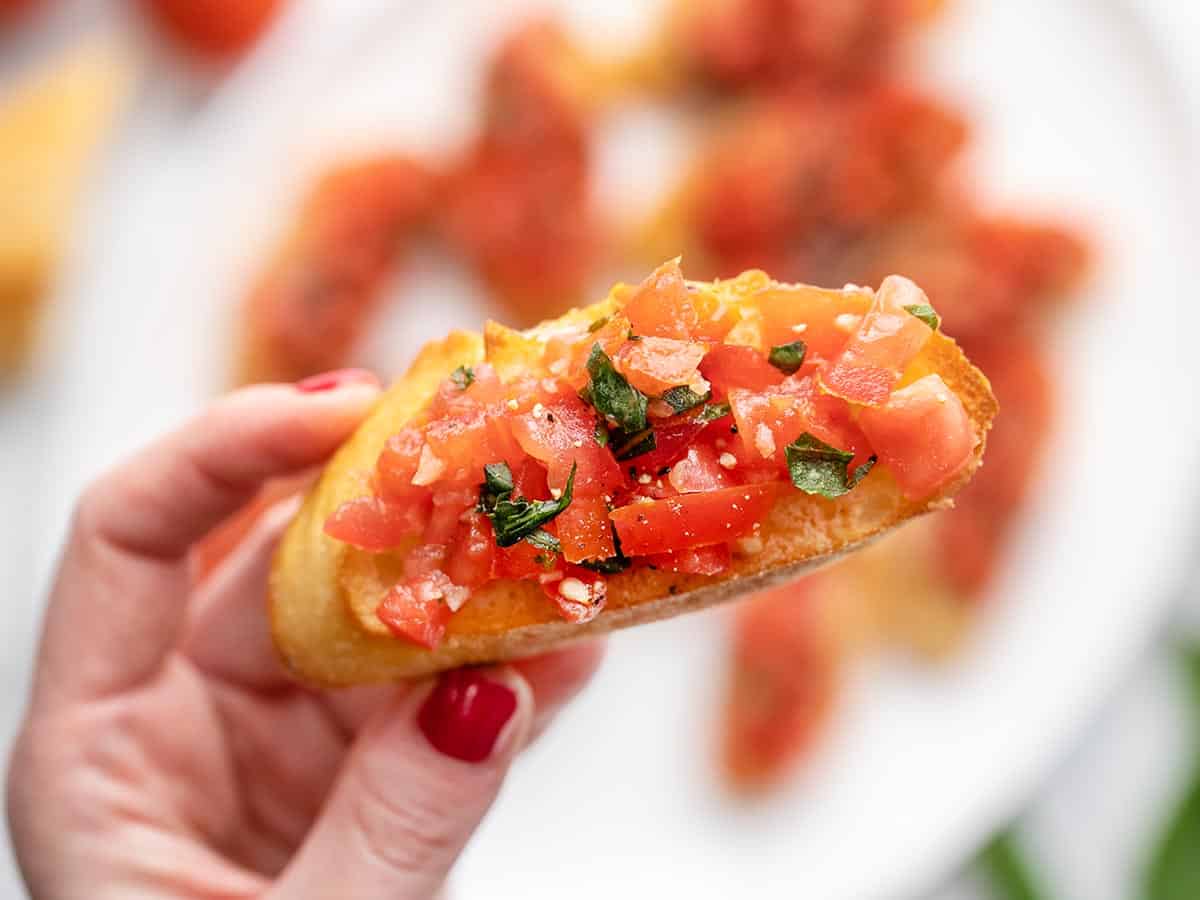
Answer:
(0, 37, 132, 374)
(271, 272, 996, 686)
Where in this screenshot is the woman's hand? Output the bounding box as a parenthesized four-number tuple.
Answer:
(6, 371, 605, 899)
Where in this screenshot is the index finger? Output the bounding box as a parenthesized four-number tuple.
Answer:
(34, 372, 379, 708)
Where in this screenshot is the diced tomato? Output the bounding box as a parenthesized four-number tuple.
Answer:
(646, 543, 732, 576)
(723, 580, 840, 789)
(729, 388, 805, 462)
(404, 542, 447, 576)
(779, 375, 874, 468)
(622, 260, 700, 340)
(545, 314, 632, 389)
(444, 511, 496, 589)
(857, 374, 976, 500)
(375, 427, 425, 501)
(611, 483, 778, 556)
(324, 496, 425, 551)
(701, 344, 783, 395)
(615, 337, 707, 397)
(819, 276, 933, 406)
(557, 495, 616, 563)
(424, 488, 477, 545)
(424, 402, 492, 483)
(541, 566, 607, 623)
(511, 457, 550, 500)
(139, 0, 284, 60)
(668, 444, 732, 493)
(377, 582, 453, 649)
(756, 283, 874, 360)
(510, 394, 623, 496)
(626, 420, 707, 476)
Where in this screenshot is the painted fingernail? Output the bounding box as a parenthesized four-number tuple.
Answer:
(417, 669, 518, 763)
(295, 368, 379, 393)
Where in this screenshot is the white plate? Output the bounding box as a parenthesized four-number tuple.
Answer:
(31, 0, 1198, 898)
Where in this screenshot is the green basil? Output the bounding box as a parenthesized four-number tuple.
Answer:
(768, 340, 807, 375)
(785, 433, 876, 497)
(581, 343, 648, 433)
(698, 401, 731, 422)
(594, 421, 609, 448)
(613, 428, 656, 461)
(479, 462, 576, 547)
(587, 315, 610, 333)
(978, 828, 1050, 900)
(450, 365, 475, 390)
(904, 303, 941, 330)
(525, 529, 561, 554)
(662, 385, 710, 414)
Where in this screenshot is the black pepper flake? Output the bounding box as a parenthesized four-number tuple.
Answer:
(547, 413, 555, 422)
(730, 425, 739, 434)
(647, 563, 659, 571)
(668, 584, 678, 595)
(657, 467, 671, 477)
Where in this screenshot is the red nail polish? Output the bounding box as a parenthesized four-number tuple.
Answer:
(418, 669, 518, 763)
(295, 368, 378, 393)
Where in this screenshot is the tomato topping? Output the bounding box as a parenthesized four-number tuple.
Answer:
(626, 420, 708, 476)
(557, 494, 616, 563)
(541, 566, 608, 623)
(647, 543, 732, 576)
(820, 276, 933, 406)
(857, 374, 976, 500)
(668, 445, 733, 493)
(324, 496, 424, 551)
(139, 0, 284, 60)
(756, 284, 874, 360)
(444, 511, 496, 589)
(375, 427, 425, 501)
(623, 260, 700, 340)
(376, 577, 457, 649)
(701, 344, 784, 395)
(424, 488, 477, 545)
(510, 394, 623, 496)
(492, 537, 554, 580)
(615, 336, 707, 397)
(611, 483, 778, 556)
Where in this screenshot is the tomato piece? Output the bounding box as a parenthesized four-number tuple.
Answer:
(324, 496, 425, 551)
(444, 511, 496, 589)
(377, 583, 452, 649)
(668, 445, 732, 493)
(729, 388, 806, 463)
(722, 580, 840, 788)
(646, 543, 732, 576)
(139, 0, 284, 60)
(857, 374, 976, 500)
(756, 283, 874, 360)
(492, 537, 554, 580)
(424, 488, 477, 545)
(615, 337, 707, 397)
(701, 344, 783, 395)
(626, 420, 707, 476)
(424, 402, 495, 484)
(545, 313, 632, 390)
(510, 394, 623, 496)
(622, 260, 700, 340)
(820, 276, 933, 406)
(779, 375, 874, 468)
(557, 495, 616, 563)
(541, 566, 607, 623)
(610, 483, 778, 556)
(404, 542, 447, 577)
(375, 427, 425, 501)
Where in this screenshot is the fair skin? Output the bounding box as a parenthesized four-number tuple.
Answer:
(6, 375, 605, 899)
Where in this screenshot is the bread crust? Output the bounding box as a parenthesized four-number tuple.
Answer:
(270, 284, 997, 686)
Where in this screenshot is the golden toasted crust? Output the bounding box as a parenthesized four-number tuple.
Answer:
(270, 278, 997, 686)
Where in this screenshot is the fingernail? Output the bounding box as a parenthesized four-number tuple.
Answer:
(417, 669, 518, 763)
(295, 368, 379, 393)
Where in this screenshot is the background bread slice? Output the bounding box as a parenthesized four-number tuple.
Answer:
(271, 300, 996, 686)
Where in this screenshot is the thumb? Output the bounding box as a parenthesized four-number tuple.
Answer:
(269, 666, 533, 900)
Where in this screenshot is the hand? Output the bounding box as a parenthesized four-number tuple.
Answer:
(6, 370, 605, 899)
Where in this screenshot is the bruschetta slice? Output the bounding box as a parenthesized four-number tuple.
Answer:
(270, 260, 996, 685)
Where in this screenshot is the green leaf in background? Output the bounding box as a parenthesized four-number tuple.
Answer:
(1140, 641, 1200, 900)
(978, 828, 1051, 900)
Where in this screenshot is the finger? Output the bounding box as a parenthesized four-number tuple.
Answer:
(182, 495, 304, 689)
(36, 373, 379, 707)
(268, 667, 533, 900)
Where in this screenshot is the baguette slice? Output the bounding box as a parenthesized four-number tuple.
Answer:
(271, 271, 996, 686)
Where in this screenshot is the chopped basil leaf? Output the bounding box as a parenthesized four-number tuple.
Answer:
(485, 463, 576, 547)
(904, 303, 941, 330)
(534, 552, 559, 570)
(594, 420, 609, 448)
(785, 433, 876, 498)
(613, 428, 656, 461)
(581, 343, 648, 433)
(768, 340, 807, 374)
(661, 385, 710, 414)
(525, 529, 561, 553)
(450, 365, 475, 390)
(698, 401, 731, 422)
(587, 315, 610, 333)
(480, 462, 515, 512)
